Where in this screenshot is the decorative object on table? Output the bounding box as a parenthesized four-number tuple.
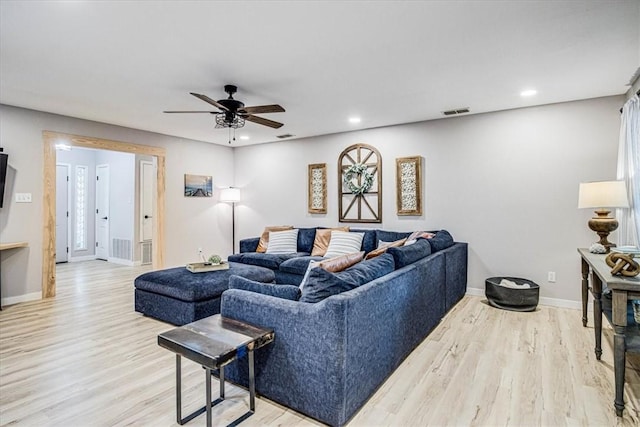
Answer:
(308, 163, 327, 214)
(589, 243, 607, 254)
(338, 143, 382, 223)
(485, 276, 540, 312)
(208, 254, 222, 264)
(395, 156, 423, 216)
(605, 252, 640, 277)
(184, 174, 213, 197)
(186, 261, 230, 273)
(220, 187, 241, 254)
(578, 180, 630, 252)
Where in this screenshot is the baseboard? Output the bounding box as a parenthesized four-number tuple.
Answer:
(69, 255, 97, 262)
(1, 291, 41, 307)
(108, 257, 135, 267)
(466, 287, 581, 310)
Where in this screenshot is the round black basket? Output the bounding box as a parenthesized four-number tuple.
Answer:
(485, 277, 540, 312)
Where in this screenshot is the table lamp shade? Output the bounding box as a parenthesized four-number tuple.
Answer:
(578, 181, 629, 209)
(578, 180, 629, 252)
(220, 187, 241, 203)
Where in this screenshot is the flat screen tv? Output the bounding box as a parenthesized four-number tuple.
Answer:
(0, 152, 8, 208)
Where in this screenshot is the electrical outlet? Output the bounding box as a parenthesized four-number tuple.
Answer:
(548, 271, 556, 283)
(15, 193, 32, 203)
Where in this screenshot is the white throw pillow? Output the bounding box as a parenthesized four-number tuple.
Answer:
(324, 231, 364, 258)
(266, 229, 299, 254)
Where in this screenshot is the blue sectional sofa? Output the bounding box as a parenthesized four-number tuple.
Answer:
(221, 227, 468, 426)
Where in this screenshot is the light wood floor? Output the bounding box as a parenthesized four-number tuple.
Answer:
(0, 261, 638, 426)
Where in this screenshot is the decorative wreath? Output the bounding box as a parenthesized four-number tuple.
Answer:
(343, 163, 374, 195)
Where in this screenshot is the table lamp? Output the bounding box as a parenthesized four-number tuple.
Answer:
(220, 187, 241, 254)
(578, 180, 629, 252)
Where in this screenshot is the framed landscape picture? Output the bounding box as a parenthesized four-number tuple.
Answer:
(396, 156, 422, 215)
(308, 163, 327, 214)
(184, 174, 213, 197)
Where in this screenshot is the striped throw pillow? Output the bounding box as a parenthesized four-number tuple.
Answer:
(324, 231, 364, 258)
(266, 229, 299, 254)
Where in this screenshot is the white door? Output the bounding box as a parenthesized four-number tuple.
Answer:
(140, 161, 154, 242)
(96, 164, 110, 260)
(55, 164, 70, 263)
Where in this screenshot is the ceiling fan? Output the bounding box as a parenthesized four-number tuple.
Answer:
(164, 84, 285, 130)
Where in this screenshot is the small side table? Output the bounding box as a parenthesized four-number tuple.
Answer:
(158, 315, 274, 427)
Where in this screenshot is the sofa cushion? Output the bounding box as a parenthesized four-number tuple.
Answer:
(324, 231, 364, 258)
(228, 275, 300, 301)
(227, 252, 305, 270)
(266, 229, 299, 254)
(376, 230, 412, 245)
(365, 238, 407, 259)
(299, 253, 394, 303)
(387, 238, 432, 269)
(279, 255, 325, 276)
(311, 227, 349, 256)
(256, 225, 294, 253)
(428, 230, 455, 252)
(297, 228, 317, 253)
(350, 228, 377, 253)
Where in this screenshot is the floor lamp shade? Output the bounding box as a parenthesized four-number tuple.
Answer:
(220, 187, 241, 203)
(578, 180, 629, 251)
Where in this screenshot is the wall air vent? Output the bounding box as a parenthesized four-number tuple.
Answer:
(276, 133, 295, 139)
(442, 108, 470, 116)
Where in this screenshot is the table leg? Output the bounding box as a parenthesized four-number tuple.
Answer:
(176, 355, 182, 425)
(206, 368, 212, 427)
(581, 258, 589, 327)
(592, 273, 603, 360)
(220, 365, 225, 399)
(249, 349, 255, 412)
(613, 325, 626, 416)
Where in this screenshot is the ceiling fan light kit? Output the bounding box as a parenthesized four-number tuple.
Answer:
(164, 85, 285, 142)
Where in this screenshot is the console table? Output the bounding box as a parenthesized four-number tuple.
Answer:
(579, 248, 640, 416)
(158, 315, 274, 427)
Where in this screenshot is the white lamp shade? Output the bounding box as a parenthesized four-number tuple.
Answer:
(219, 187, 241, 203)
(578, 180, 629, 209)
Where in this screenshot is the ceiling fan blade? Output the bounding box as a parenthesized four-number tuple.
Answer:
(190, 92, 228, 111)
(240, 104, 285, 114)
(244, 114, 284, 129)
(163, 110, 216, 113)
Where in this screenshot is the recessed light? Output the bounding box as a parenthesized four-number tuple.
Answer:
(348, 117, 361, 124)
(520, 89, 537, 97)
(239, 135, 250, 140)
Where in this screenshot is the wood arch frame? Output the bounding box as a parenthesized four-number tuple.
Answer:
(42, 131, 166, 298)
(338, 143, 382, 223)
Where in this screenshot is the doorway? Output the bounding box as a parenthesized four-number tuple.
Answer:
(95, 164, 110, 260)
(55, 163, 70, 264)
(42, 131, 166, 298)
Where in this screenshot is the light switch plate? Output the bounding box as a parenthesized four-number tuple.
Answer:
(15, 193, 32, 203)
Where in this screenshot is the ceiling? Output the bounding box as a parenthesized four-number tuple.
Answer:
(1, 1, 638, 147)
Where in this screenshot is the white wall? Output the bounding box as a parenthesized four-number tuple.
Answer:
(235, 96, 624, 305)
(0, 104, 235, 304)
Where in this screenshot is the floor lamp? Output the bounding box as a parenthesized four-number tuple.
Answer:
(220, 187, 241, 254)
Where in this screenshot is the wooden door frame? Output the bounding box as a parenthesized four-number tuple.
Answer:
(42, 131, 166, 298)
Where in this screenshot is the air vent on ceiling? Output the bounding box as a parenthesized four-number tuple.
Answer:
(276, 133, 295, 139)
(442, 108, 470, 116)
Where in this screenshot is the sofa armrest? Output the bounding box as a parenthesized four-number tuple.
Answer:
(239, 237, 260, 253)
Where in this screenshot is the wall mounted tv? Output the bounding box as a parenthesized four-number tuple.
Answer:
(0, 151, 8, 208)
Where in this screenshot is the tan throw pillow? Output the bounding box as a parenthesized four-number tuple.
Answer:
(365, 238, 407, 259)
(318, 251, 365, 272)
(256, 226, 294, 253)
(311, 227, 349, 256)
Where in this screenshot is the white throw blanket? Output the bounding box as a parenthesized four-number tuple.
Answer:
(498, 279, 531, 289)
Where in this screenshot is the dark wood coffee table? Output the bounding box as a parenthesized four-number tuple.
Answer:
(158, 315, 274, 427)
